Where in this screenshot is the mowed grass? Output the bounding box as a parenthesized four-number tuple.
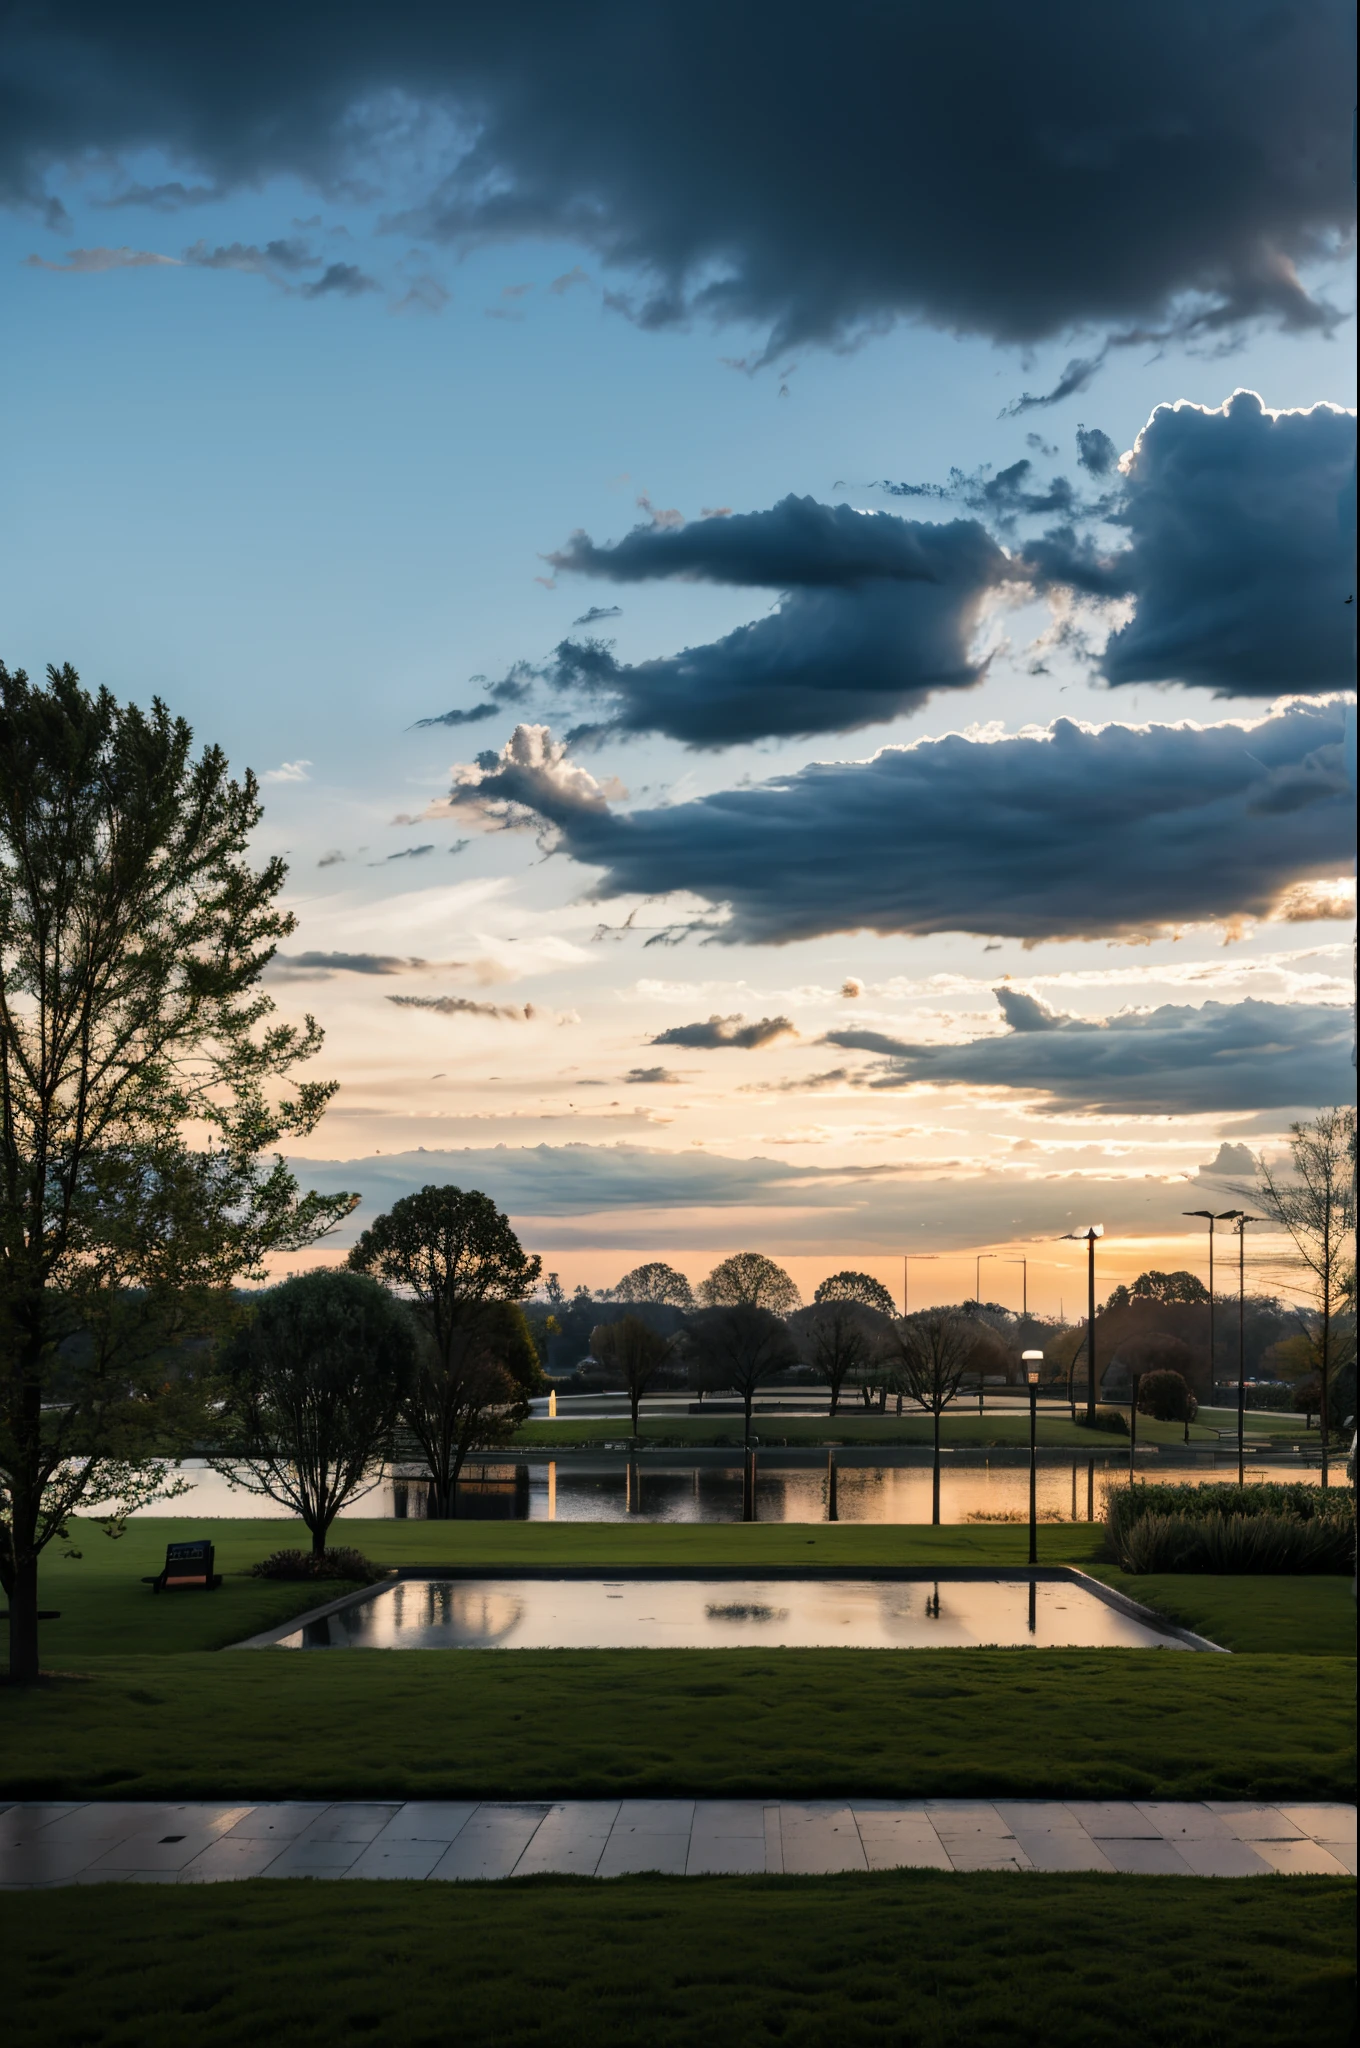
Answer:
(515, 1410, 1219, 1447)
(3, 1649, 1353, 1803)
(6, 1876, 1355, 2048)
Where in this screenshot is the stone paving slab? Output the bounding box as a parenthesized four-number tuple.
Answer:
(0, 1800, 1352, 1886)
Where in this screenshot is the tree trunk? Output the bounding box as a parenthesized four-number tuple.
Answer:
(931, 1409, 941, 1526)
(1318, 1212, 1331, 1487)
(744, 1391, 753, 1442)
(7, 1549, 40, 1684)
(631, 1388, 641, 1436)
(829, 1384, 839, 1417)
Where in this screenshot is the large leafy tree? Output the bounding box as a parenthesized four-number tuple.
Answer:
(814, 1270, 897, 1318)
(611, 1261, 694, 1309)
(215, 1270, 417, 1550)
(347, 1184, 542, 1516)
(698, 1252, 801, 1314)
(0, 663, 354, 1681)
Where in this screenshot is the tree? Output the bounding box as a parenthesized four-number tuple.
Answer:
(216, 1270, 415, 1550)
(590, 1314, 676, 1434)
(1131, 1270, 1210, 1304)
(0, 663, 353, 1683)
(789, 1300, 886, 1415)
(347, 1184, 543, 1516)
(884, 1314, 973, 1523)
(814, 1270, 897, 1317)
(1243, 1108, 1356, 1468)
(699, 1252, 801, 1314)
(611, 1261, 695, 1309)
(685, 1304, 798, 1441)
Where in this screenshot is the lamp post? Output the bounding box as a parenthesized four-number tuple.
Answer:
(1023, 1353, 1043, 1565)
(1006, 1257, 1029, 1321)
(1183, 1208, 1239, 1409)
(1128, 1370, 1143, 1482)
(975, 1251, 996, 1304)
(1061, 1227, 1104, 1425)
(902, 1253, 937, 1316)
(1233, 1218, 1262, 1488)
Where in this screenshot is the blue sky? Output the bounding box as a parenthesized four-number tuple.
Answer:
(1, 5, 1355, 1309)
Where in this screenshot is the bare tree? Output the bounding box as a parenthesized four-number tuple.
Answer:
(611, 1261, 694, 1309)
(685, 1304, 798, 1441)
(591, 1314, 676, 1434)
(699, 1252, 802, 1314)
(1241, 1108, 1356, 1479)
(789, 1301, 886, 1416)
(886, 1314, 973, 1523)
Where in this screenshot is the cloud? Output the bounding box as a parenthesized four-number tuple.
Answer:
(25, 245, 178, 272)
(824, 993, 1353, 1116)
(388, 994, 537, 1022)
(14, 7, 1348, 355)
(300, 261, 378, 299)
(572, 605, 623, 626)
(1101, 391, 1357, 697)
(182, 236, 316, 276)
(391, 273, 449, 315)
(262, 759, 312, 783)
(267, 951, 441, 979)
(549, 266, 591, 294)
(369, 844, 434, 864)
(626, 1066, 683, 1084)
(649, 1014, 797, 1050)
(284, 1140, 1261, 1254)
(1076, 426, 1118, 477)
(447, 702, 1353, 946)
(999, 353, 1106, 417)
(544, 497, 1018, 743)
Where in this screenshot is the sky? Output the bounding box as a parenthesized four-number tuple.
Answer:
(1, 2, 1355, 1312)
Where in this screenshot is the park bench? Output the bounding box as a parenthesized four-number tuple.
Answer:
(143, 1539, 221, 1593)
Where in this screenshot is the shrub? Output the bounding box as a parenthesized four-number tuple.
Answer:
(1111, 1510, 1355, 1575)
(249, 1547, 383, 1583)
(1136, 1369, 1197, 1424)
(1076, 1405, 1128, 1435)
(1105, 1479, 1355, 1544)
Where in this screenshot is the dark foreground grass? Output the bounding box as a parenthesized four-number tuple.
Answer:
(2, 1649, 1353, 1802)
(1087, 1568, 1357, 1657)
(6, 1876, 1354, 2048)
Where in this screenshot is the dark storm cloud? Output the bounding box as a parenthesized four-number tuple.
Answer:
(649, 1014, 796, 1050)
(1100, 390, 1357, 696)
(824, 994, 1353, 1116)
(447, 702, 1352, 945)
(1076, 427, 1119, 477)
(4, 5, 1351, 352)
(542, 501, 1017, 745)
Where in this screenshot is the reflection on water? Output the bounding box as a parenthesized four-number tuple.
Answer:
(275, 1575, 1193, 1652)
(127, 1457, 1324, 1525)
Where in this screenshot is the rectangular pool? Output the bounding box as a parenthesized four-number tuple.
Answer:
(271, 1576, 1200, 1651)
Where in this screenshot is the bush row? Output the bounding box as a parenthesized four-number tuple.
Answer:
(1109, 1510, 1355, 1575)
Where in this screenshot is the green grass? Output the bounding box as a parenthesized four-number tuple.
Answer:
(515, 1410, 1218, 1447)
(2, 1648, 1353, 1802)
(1085, 1570, 1357, 1657)
(6, 1876, 1354, 2048)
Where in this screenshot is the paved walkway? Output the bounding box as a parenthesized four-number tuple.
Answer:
(1, 1799, 1353, 1884)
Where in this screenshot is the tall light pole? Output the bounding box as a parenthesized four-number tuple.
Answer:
(1061, 1227, 1104, 1426)
(975, 1251, 996, 1304)
(903, 1253, 937, 1316)
(1233, 1216, 1262, 1488)
(1022, 1352, 1044, 1565)
(1184, 1209, 1239, 1407)
(1005, 1257, 1029, 1321)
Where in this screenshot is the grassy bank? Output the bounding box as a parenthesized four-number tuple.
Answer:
(2, 1649, 1353, 1802)
(7, 1876, 1354, 2048)
(514, 1411, 1220, 1448)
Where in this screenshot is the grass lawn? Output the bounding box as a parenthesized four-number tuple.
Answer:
(514, 1411, 1218, 1448)
(6, 1875, 1355, 2048)
(4, 1517, 1351, 1804)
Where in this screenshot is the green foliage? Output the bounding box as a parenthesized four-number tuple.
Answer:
(1107, 1480, 1355, 1535)
(215, 1270, 417, 1548)
(0, 661, 353, 1680)
(248, 1547, 383, 1583)
(1111, 1511, 1355, 1575)
(814, 1270, 897, 1317)
(7, 1878, 1355, 2048)
(348, 1184, 541, 1313)
(1136, 1368, 1197, 1423)
(1077, 1406, 1129, 1435)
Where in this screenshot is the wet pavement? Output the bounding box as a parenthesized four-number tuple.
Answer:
(2, 1798, 1353, 1884)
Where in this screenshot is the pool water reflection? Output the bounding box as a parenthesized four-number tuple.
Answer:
(273, 1575, 1196, 1652)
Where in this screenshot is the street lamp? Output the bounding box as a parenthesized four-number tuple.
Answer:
(902, 1253, 937, 1316)
(1060, 1227, 1104, 1426)
(1005, 1257, 1029, 1322)
(1183, 1209, 1240, 1408)
(1023, 1352, 1044, 1566)
(1232, 1217, 1262, 1488)
(975, 1251, 996, 1304)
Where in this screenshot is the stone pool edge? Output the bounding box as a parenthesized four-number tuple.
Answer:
(226, 1567, 1227, 1655)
